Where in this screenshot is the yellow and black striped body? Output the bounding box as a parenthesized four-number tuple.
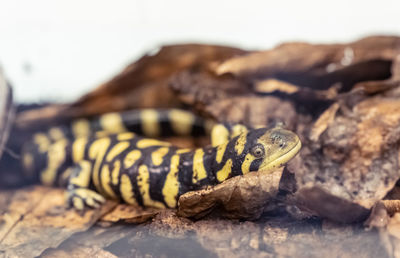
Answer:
(29, 109, 213, 141)
(22, 109, 301, 209)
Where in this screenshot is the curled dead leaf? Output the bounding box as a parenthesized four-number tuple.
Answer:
(177, 168, 283, 220)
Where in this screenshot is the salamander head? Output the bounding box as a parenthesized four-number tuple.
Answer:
(238, 126, 301, 173)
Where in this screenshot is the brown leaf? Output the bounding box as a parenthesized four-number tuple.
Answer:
(205, 96, 298, 129)
(0, 186, 116, 258)
(170, 60, 330, 128)
(170, 69, 249, 110)
(170, 68, 300, 127)
(216, 36, 400, 92)
(177, 168, 283, 220)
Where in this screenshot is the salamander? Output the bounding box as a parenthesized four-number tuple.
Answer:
(21, 109, 301, 210)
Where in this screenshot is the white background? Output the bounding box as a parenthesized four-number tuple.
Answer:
(0, 0, 399, 102)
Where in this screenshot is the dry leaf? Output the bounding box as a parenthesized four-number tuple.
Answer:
(178, 168, 283, 220)
(0, 186, 116, 258)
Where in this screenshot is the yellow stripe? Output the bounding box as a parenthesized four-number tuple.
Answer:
(100, 164, 118, 199)
(111, 160, 121, 185)
(176, 148, 191, 154)
(117, 132, 135, 141)
(235, 132, 247, 155)
(72, 137, 88, 163)
(241, 153, 257, 174)
(136, 139, 170, 148)
(211, 124, 230, 147)
(151, 147, 170, 166)
(231, 124, 248, 138)
(216, 142, 228, 163)
(169, 109, 195, 135)
(124, 150, 142, 168)
(192, 148, 208, 184)
(100, 113, 127, 134)
(89, 138, 111, 193)
(33, 133, 51, 153)
(162, 154, 180, 208)
(70, 160, 92, 187)
(106, 141, 130, 162)
(137, 165, 165, 208)
(41, 139, 68, 185)
(72, 119, 91, 138)
(73, 197, 84, 210)
(216, 159, 233, 182)
(120, 174, 138, 205)
(141, 109, 160, 138)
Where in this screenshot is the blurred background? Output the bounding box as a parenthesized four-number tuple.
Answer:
(1, 0, 399, 103)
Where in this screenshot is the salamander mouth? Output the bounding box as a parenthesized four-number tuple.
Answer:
(279, 138, 302, 163)
(260, 137, 302, 171)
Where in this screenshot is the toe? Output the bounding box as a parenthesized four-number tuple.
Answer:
(72, 196, 84, 210)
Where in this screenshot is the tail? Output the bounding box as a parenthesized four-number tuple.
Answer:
(42, 109, 215, 141)
(20, 109, 216, 183)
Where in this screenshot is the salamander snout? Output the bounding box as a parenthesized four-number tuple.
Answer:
(248, 127, 301, 172)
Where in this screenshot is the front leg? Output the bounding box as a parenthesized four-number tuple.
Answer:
(66, 160, 105, 210)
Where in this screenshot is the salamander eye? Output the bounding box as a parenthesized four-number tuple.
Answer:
(251, 144, 265, 158)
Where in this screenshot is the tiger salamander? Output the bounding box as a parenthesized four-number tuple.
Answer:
(21, 109, 301, 210)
